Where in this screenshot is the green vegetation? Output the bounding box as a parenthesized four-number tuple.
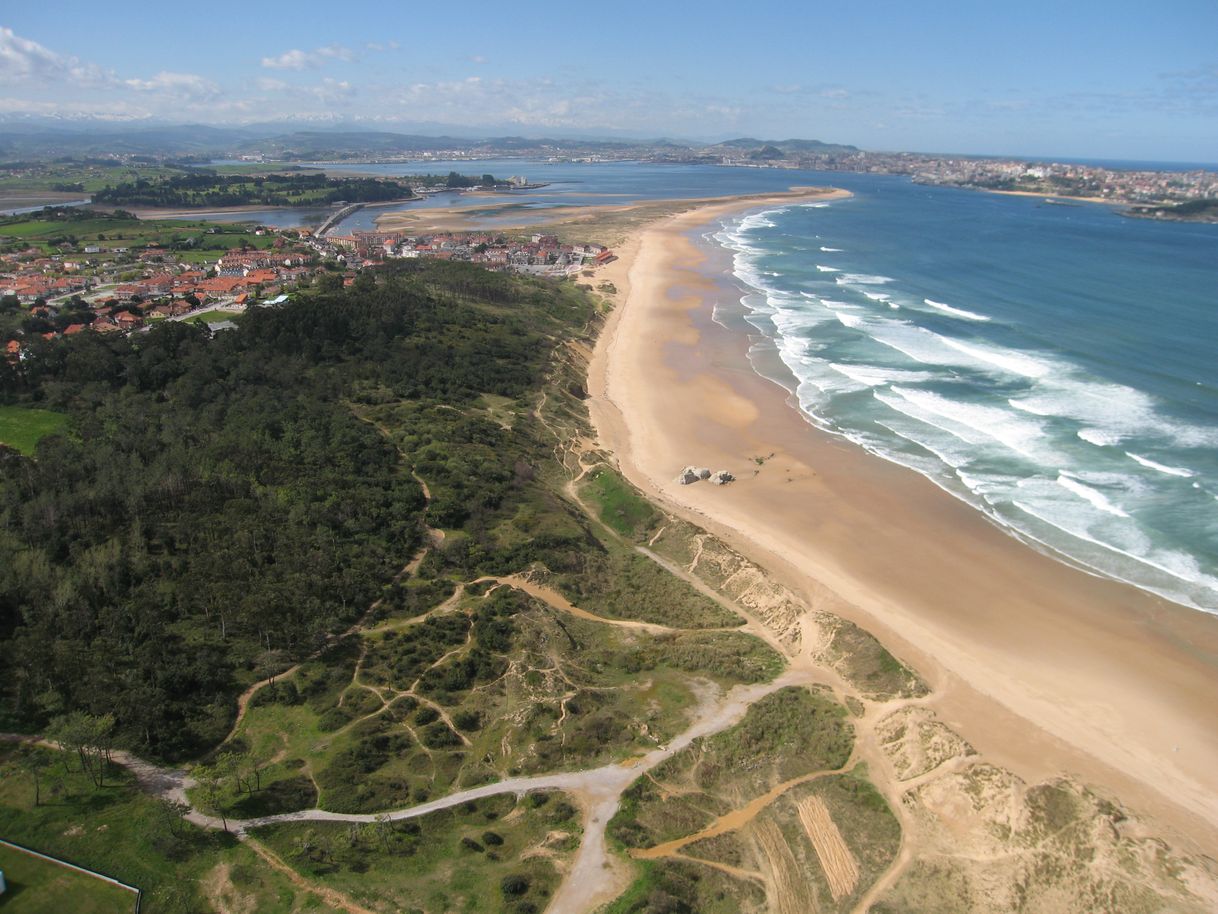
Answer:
(182, 309, 242, 325)
(0, 207, 278, 259)
(553, 545, 741, 629)
(92, 172, 416, 208)
(254, 790, 579, 914)
(0, 163, 185, 195)
(1127, 197, 1218, 222)
(610, 686, 853, 849)
(0, 262, 593, 759)
(605, 858, 764, 914)
(215, 586, 781, 817)
(0, 845, 136, 914)
(0, 405, 68, 455)
(0, 250, 913, 913)
(0, 747, 223, 913)
(582, 466, 658, 538)
(809, 612, 928, 700)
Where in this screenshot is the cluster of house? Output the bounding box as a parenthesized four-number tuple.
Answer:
(319, 230, 615, 276)
(911, 158, 1218, 202)
(1, 237, 315, 344)
(3, 225, 614, 356)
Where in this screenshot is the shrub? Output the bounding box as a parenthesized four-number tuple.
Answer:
(501, 874, 530, 897)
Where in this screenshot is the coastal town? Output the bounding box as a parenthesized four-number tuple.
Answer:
(1, 212, 614, 350)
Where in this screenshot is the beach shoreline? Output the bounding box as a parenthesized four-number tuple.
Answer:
(977, 187, 1115, 204)
(585, 189, 1218, 852)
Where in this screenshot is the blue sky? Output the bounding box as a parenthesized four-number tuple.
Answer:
(2, 1, 1217, 161)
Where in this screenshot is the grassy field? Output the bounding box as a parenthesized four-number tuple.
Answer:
(0, 406, 69, 455)
(0, 747, 333, 914)
(0, 212, 279, 259)
(183, 310, 242, 325)
(581, 466, 658, 539)
(0, 845, 136, 914)
(0, 163, 295, 196)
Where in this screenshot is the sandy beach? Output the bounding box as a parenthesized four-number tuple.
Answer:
(585, 189, 1218, 852)
(983, 187, 1115, 204)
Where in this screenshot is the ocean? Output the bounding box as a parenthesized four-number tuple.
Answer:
(210, 158, 1218, 612)
(711, 180, 1218, 613)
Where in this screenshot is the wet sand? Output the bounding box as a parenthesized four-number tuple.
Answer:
(585, 190, 1218, 851)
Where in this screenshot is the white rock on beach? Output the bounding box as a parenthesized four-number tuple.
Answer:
(695, 467, 711, 480)
(709, 470, 735, 485)
(676, 466, 701, 485)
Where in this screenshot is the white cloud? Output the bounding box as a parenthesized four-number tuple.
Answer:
(0, 26, 110, 85)
(365, 41, 400, 52)
(124, 71, 219, 101)
(261, 45, 354, 70)
(309, 78, 356, 103)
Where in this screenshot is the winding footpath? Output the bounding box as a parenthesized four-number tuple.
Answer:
(3, 410, 935, 914)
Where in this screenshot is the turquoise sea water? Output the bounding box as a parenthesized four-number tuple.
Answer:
(713, 182, 1218, 613)
(221, 159, 1218, 611)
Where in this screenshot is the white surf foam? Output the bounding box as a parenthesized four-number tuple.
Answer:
(836, 273, 894, 285)
(828, 363, 938, 387)
(1056, 474, 1129, 517)
(939, 337, 1052, 378)
(835, 312, 864, 329)
(1125, 452, 1197, 478)
(816, 265, 839, 272)
(886, 386, 1049, 461)
(1009, 497, 1218, 602)
(820, 246, 843, 252)
(924, 298, 991, 321)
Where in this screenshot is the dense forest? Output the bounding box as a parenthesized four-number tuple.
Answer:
(0, 262, 594, 759)
(92, 172, 418, 208)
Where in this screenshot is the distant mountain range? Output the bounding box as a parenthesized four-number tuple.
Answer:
(0, 117, 859, 162)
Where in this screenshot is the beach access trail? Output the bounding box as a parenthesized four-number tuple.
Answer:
(585, 187, 1218, 853)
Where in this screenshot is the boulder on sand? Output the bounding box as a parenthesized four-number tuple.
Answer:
(709, 470, 735, 485)
(676, 466, 701, 485)
(676, 466, 716, 485)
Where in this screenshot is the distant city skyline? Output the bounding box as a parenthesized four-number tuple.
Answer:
(2, 1, 1217, 163)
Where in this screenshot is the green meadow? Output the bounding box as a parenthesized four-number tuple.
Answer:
(0, 406, 69, 455)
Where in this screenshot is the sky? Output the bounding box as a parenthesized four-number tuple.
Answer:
(2, 1, 1217, 162)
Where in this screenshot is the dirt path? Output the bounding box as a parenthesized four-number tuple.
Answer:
(631, 758, 851, 861)
(1, 357, 940, 914)
(474, 573, 701, 635)
(244, 836, 379, 914)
